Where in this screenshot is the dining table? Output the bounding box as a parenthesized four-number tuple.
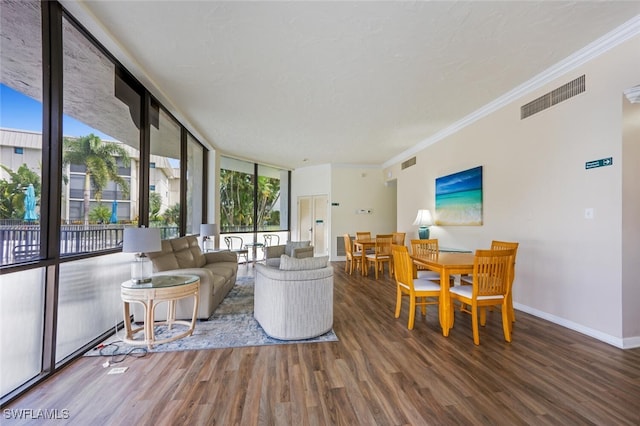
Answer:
(411, 251, 476, 336)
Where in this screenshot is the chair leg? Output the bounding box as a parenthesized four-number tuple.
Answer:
(472, 305, 480, 345)
(502, 304, 512, 342)
(420, 297, 427, 315)
(508, 293, 516, 322)
(408, 295, 416, 330)
(480, 307, 487, 326)
(395, 287, 402, 318)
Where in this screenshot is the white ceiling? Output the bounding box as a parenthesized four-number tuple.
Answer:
(60, 1, 640, 170)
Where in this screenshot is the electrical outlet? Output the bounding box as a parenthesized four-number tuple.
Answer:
(108, 367, 128, 375)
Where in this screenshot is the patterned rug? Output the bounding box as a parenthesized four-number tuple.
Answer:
(85, 275, 338, 356)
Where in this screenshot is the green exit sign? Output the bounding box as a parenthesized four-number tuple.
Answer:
(585, 157, 613, 170)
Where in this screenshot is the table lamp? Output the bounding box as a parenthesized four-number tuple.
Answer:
(200, 223, 217, 251)
(123, 227, 162, 283)
(413, 209, 433, 239)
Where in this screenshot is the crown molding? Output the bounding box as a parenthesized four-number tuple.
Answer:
(383, 14, 640, 169)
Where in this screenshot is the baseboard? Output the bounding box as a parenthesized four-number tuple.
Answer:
(514, 303, 640, 349)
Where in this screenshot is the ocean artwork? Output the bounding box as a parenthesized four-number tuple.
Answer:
(435, 166, 483, 226)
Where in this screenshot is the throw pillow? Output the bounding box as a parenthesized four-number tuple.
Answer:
(285, 240, 311, 257)
(279, 255, 329, 271)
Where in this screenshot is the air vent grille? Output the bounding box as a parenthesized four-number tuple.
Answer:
(521, 75, 585, 119)
(401, 157, 416, 170)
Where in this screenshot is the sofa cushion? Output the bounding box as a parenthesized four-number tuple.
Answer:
(170, 235, 206, 268)
(204, 262, 237, 280)
(279, 255, 329, 271)
(285, 240, 310, 256)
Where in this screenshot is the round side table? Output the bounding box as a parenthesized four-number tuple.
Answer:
(121, 274, 199, 349)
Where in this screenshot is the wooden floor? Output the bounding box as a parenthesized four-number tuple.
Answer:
(6, 263, 640, 425)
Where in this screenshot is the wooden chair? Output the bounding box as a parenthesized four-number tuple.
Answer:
(343, 234, 362, 275)
(365, 235, 393, 279)
(392, 232, 406, 246)
(355, 231, 373, 255)
(392, 245, 440, 330)
(449, 248, 516, 345)
(410, 239, 441, 281)
(461, 240, 519, 322)
(355, 231, 371, 240)
(223, 236, 249, 264)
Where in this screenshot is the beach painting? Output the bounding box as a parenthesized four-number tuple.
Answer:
(435, 166, 483, 226)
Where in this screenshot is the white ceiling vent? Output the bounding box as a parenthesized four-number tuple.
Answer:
(521, 75, 585, 119)
(401, 157, 417, 170)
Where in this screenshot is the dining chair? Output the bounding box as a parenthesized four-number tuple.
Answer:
(355, 231, 371, 240)
(410, 239, 441, 281)
(365, 234, 393, 279)
(263, 234, 280, 247)
(355, 231, 373, 255)
(460, 240, 519, 322)
(343, 234, 362, 275)
(392, 232, 406, 246)
(449, 248, 516, 345)
(223, 236, 249, 265)
(392, 245, 440, 330)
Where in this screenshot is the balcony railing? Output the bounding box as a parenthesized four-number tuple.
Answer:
(0, 224, 179, 265)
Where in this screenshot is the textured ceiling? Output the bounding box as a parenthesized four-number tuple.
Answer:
(59, 1, 639, 170)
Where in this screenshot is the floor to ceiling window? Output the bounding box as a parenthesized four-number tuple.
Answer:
(0, 1, 209, 404)
(149, 103, 181, 239)
(0, 0, 45, 400)
(220, 156, 290, 261)
(187, 133, 204, 235)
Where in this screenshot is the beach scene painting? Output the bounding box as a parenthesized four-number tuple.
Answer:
(435, 166, 483, 226)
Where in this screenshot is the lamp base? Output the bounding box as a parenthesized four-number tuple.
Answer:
(418, 227, 430, 239)
(131, 254, 153, 284)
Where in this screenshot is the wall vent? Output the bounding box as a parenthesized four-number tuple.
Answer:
(521, 74, 585, 119)
(401, 157, 416, 170)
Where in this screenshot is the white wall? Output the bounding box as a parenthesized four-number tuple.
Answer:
(292, 164, 397, 260)
(386, 34, 640, 348)
(622, 95, 640, 339)
(331, 165, 397, 259)
(291, 164, 331, 243)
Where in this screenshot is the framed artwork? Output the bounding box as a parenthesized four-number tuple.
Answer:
(435, 166, 483, 226)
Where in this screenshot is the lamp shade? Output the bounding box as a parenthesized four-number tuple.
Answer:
(122, 227, 162, 253)
(200, 223, 217, 237)
(412, 209, 433, 227)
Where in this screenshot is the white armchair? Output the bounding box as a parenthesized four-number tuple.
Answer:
(254, 256, 333, 340)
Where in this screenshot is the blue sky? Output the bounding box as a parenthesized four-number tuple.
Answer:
(1, 83, 113, 139)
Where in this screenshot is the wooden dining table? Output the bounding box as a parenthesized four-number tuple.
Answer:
(411, 251, 476, 336)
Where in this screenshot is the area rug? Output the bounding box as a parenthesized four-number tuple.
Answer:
(85, 275, 338, 356)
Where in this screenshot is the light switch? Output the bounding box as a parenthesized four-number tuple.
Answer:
(584, 208, 594, 219)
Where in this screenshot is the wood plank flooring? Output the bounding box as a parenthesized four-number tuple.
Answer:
(5, 263, 640, 425)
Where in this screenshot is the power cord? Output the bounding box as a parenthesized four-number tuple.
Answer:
(96, 341, 147, 363)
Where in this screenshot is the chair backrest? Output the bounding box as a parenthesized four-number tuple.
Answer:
(375, 235, 393, 256)
(491, 240, 519, 286)
(410, 239, 438, 258)
(472, 249, 515, 297)
(343, 234, 354, 257)
(356, 231, 371, 241)
(392, 245, 412, 289)
(392, 232, 406, 246)
(263, 234, 280, 247)
(224, 236, 244, 250)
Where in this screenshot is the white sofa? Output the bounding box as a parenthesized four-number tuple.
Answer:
(131, 235, 238, 321)
(254, 256, 333, 340)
